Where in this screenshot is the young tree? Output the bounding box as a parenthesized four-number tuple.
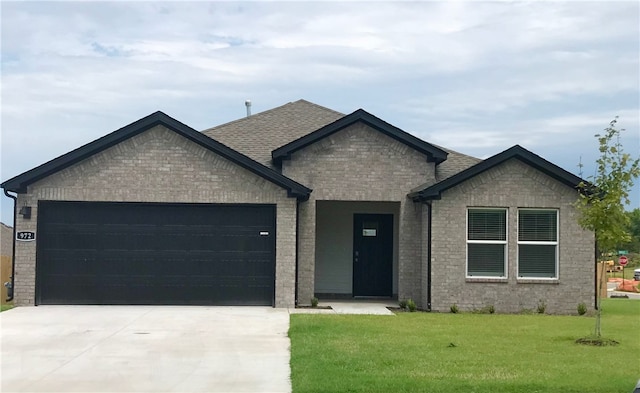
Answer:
(575, 117, 640, 338)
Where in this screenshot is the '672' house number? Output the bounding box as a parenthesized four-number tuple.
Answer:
(16, 231, 36, 241)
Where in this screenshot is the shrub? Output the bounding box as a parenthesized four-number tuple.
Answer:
(472, 305, 496, 314)
(450, 304, 459, 314)
(406, 299, 417, 312)
(311, 297, 319, 308)
(577, 302, 587, 316)
(537, 299, 547, 314)
(399, 299, 408, 310)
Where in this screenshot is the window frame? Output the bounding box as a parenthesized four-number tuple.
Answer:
(466, 207, 508, 279)
(517, 208, 559, 280)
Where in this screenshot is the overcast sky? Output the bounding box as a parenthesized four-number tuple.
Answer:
(1, 1, 639, 225)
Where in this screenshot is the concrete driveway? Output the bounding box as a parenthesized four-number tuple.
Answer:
(1, 306, 291, 393)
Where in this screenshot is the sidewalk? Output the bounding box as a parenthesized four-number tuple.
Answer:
(289, 299, 396, 315)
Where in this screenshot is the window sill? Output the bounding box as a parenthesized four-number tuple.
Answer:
(517, 278, 559, 284)
(465, 277, 508, 283)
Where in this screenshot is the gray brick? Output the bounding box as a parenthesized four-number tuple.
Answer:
(283, 122, 436, 307)
(13, 126, 298, 307)
(429, 159, 594, 314)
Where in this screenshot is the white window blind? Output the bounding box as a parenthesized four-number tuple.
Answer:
(467, 209, 507, 277)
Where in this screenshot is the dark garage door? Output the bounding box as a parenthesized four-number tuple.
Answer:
(36, 201, 276, 306)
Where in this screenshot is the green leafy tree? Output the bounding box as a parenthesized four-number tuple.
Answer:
(575, 117, 640, 338)
(622, 209, 640, 253)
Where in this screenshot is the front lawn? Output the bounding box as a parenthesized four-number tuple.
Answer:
(289, 299, 640, 393)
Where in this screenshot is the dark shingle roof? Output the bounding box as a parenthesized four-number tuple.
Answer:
(409, 145, 584, 202)
(434, 145, 482, 181)
(203, 100, 344, 167)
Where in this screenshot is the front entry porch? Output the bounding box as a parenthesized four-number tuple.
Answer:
(313, 201, 399, 300)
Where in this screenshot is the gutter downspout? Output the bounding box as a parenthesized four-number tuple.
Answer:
(594, 239, 598, 310)
(426, 201, 432, 311)
(3, 190, 17, 302)
(294, 200, 300, 306)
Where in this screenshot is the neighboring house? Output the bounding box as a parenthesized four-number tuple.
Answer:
(0, 100, 594, 313)
(1, 222, 13, 303)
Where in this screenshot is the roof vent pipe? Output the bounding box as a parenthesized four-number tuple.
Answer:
(245, 100, 252, 117)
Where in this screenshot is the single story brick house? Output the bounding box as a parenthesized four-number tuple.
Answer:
(1, 100, 595, 313)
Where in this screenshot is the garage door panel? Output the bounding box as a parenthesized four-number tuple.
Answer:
(36, 201, 276, 305)
(39, 224, 100, 249)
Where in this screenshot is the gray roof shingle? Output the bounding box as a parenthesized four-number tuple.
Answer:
(202, 99, 482, 183)
(202, 99, 344, 167)
(434, 145, 482, 181)
(409, 145, 482, 195)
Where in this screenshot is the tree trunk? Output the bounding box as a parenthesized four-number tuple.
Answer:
(594, 244, 603, 337)
(595, 263, 603, 337)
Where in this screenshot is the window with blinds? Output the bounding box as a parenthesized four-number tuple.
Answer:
(518, 209, 558, 278)
(467, 208, 507, 277)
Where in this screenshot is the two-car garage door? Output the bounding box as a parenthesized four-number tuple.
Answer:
(36, 201, 276, 306)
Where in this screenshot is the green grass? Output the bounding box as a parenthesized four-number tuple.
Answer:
(289, 299, 640, 393)
(0, 304, 14, 312)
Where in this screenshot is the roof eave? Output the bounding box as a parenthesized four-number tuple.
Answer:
(408, 191, 441, 202)
(1, 113, 168, 194)
(1, 112, 313, 200)
(409, 145, 585, 203)
(271, 109, 449, 164)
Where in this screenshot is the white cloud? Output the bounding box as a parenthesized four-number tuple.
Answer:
(1, 1, 639, 222)
(424, 108, 640, 152)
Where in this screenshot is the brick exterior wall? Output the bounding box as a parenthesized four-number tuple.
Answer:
(282, 122, 435, 306)
(13, 125, 297, 307)
(430, 159, 595, 314)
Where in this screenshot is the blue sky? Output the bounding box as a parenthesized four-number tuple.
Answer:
(1, 1, 639, 225)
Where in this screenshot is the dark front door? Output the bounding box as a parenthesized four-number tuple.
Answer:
(36, 201, 276, 306)
(353, 214, 393, 297)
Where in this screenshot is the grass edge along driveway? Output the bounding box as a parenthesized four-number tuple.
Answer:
(289, 299, 640, 393)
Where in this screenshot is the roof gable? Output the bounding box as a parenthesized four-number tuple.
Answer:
(272, 109, 448, 165)
(1, 111, 311, 199)
(409, 145, 584, 202)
